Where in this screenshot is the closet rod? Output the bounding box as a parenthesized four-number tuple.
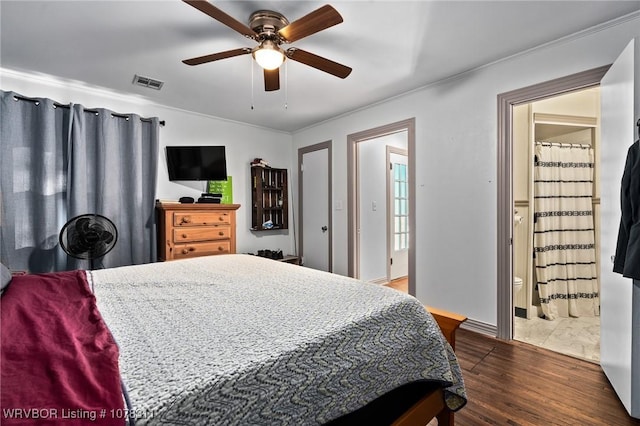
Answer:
(11, 94, 165, 126)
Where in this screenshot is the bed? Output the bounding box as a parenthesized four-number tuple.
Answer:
(1, 254, 466, 425)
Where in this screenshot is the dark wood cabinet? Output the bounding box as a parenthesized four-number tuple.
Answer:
(251, 166, 288, 231)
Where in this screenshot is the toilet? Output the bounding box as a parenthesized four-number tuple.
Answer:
(514, 276, 523, 298)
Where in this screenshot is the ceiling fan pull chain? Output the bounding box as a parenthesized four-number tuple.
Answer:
(284, 61, 288, 110)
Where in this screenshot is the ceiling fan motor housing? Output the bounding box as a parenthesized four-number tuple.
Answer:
(249, 10, 289, 41)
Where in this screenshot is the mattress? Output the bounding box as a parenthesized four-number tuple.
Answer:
(91, 254, 466, 425)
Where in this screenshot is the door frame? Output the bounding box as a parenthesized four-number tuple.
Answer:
(386, 146, 409, 282)
(298, 141, 332, 271)
(496, 65, 610, 339)
(347, 118, 415, 294)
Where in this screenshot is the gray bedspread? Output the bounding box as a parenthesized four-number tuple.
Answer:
(91, 254, 466, 425)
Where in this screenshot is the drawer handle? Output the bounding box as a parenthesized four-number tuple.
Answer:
(182, 233, 188, 238)
(218, 246, 225, 251)
(181, 216, 191, 224)
(182, 247, 195, 254)
(219, 231, 224, 236)
(219, 216, 225, 221)
(182, 248, 189, 254)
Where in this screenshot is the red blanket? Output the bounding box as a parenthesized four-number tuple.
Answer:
(1, 271, 124, 425)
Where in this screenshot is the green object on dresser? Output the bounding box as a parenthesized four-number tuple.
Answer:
(208, 177, 233, 204)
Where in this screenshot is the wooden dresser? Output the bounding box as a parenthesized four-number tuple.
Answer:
(156, 202, 241, 261)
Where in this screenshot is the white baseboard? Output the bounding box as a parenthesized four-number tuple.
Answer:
(367, 277, 389, 285)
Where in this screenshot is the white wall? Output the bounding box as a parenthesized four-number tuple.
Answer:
(292, 15, 640, 327)
(0, 69, 295, 255)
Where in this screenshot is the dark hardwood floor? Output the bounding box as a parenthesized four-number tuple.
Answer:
(383, 278, 636, 424)
(453, 328, 639, 425)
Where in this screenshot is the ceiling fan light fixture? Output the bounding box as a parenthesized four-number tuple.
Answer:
(253, 40, 285, 70)
(181, 2, 351, 90)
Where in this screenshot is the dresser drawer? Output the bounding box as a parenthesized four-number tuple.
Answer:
(172, 241, 231, 259)
(173, 226, 231, 243)
(174, 211, 231, 227)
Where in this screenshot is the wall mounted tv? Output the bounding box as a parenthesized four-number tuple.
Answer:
(166, 146, 227, 181)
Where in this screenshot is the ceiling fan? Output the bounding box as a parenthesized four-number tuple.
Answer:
(182, 0, 352, 91)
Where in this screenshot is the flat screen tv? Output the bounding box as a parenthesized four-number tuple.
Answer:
(166, 146, 227, 181)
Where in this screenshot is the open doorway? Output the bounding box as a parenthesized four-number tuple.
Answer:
(496, 65, 610, 340)
(347, 118, 416, 295)
(512, 87, 601, 363)
(355, 132, 408, 285)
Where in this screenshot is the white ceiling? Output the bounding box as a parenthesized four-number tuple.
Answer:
(2, 1, 640, 132)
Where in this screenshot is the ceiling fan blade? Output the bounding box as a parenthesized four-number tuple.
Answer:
(183, 48, 251, 65)
(286, 48, 352, 79)
(183, 0, 257, 40)
(278, 5, 343, 43)
(264, 68, 280, 91)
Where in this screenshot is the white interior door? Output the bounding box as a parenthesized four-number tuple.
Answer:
(301, 147, 331, 272)
(600, 37, 639, 418)
(388, 151, 409, 280)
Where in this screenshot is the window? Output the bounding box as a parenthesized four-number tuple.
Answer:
(393, 163, 409, 250)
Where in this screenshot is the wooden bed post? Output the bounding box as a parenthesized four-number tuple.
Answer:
(393, 307, 466, 426)
(427, 306, 466, 426)
(425, 306, 467, 351)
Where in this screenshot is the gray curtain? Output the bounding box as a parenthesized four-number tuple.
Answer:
(0, 91, 71, 272)
(0, 90, 159, 271)
(67, 105, 159, 269)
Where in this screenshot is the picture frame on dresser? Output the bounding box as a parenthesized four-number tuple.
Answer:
(156, 201, 240, 261)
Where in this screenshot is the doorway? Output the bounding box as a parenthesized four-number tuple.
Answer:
(512, 87, 601, 363)
(355, 131, 408, 284)
(347, 118, 416, 294)
(496, 65, 610, 340)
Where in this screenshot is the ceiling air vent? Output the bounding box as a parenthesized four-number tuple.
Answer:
(132, 74, 164, 90)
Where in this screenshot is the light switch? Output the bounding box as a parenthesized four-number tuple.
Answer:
(372, 201, 377, 211)
(335, 200, 343, 210)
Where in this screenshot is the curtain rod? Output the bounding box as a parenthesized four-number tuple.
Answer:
(11, 94, 165, 126)
(535, 141, 591, 149)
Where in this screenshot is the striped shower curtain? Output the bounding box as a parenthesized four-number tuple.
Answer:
(533, 143, 599, 320)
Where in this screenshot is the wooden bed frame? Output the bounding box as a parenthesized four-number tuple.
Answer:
(391, 306, 467, 426)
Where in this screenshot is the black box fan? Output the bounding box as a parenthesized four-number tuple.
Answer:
(59, 214, 118, 270)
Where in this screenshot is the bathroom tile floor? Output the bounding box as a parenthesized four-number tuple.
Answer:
(513, 315, 600, 363)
